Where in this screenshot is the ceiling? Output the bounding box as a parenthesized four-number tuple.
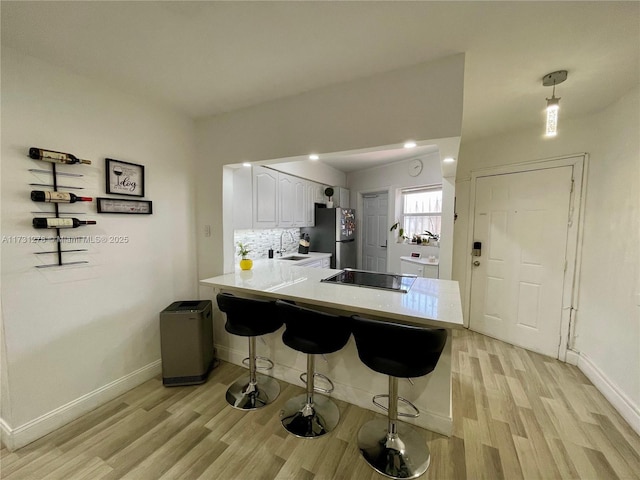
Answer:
(2, 1, 638, 172)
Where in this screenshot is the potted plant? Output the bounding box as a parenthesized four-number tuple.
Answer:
(324, 187, 334, 208)
(390, 221, 406, 243)
(237, 242, 253, 270)
(424, 230, 440, 246)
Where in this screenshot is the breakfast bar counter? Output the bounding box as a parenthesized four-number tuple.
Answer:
(200, 260, 464, 435)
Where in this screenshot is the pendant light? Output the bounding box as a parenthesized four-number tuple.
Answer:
(542, 70, 568, 137)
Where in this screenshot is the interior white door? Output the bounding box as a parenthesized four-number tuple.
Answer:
(362, 193, 388, 272)
(469, 166, 573, 358)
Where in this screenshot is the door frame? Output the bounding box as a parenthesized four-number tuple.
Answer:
(464, 153, 588, 361)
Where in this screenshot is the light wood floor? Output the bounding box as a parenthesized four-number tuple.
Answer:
(2, 329, 639, 479)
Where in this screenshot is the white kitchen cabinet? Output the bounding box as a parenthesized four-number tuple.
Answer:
(276, 253, 331, 268)
(295, 255, 331, 269)
(332, 187, 350, 208)
(304, 259, 323, 268)
(252, 166, 278, 228)
(249, 166, 324, 229)
(293, 178, 307, 227)
(278, 172, 294, 227)
(400, 257, 439, 279)
(314, 183, 328, 205)
(305, 181, 315, 226)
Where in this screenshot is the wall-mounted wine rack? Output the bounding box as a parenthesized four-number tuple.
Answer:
(30, 152, 92, 268)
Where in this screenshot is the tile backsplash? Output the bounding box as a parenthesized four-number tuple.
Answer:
(234, 228, 301, 259)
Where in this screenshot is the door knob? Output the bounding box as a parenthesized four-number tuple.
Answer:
(473, 260, 481, 266)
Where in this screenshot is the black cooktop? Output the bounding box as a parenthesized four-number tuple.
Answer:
(321, 268, 417, 293)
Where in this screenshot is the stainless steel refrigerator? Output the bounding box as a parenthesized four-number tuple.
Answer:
(301, 207, 356, 269)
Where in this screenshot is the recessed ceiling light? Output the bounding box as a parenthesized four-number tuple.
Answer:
(242, 162, 251, 167)
(309, 154, 319, 161)
(443, 157, 455, 163)
(403, 141, 417, 149)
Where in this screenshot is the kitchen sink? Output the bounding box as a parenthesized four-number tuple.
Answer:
(279, 255, 310, 261)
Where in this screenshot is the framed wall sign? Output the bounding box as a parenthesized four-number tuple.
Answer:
(97, 197, 153, 214)
(105, 158, 145, 197)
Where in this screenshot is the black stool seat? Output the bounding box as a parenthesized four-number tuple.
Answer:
(216, 293, 283, 410)
(351, 316, 447, 378)
(278, 301, 351, 354)
(275, 300, 351, 438)
(351, 315, 448, 480)
(217, 292, 282, 337)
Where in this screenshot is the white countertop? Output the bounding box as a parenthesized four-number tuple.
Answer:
(201, 260, 463, 329)
(400, 256, 439, 266)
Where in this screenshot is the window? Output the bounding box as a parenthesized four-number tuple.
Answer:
(401, 186, 442, 239)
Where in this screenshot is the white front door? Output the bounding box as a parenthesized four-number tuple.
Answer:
(362, 192, 388, 272)
(469, 166, 573, 358)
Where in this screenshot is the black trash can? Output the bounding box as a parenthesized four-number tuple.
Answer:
(159, 300, 215, 386)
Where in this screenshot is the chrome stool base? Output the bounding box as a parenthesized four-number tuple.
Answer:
(357, 418, 430, 479)
(225, 373, 280, 410)
(280, 393, 340, 438)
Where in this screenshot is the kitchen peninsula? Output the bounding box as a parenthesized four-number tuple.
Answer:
(200, 260, 464, 435)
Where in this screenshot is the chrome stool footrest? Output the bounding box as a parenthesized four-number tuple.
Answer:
(300, 372, 335, 394)
(242, 355, 274, 371)
(372, 394, 420, 418)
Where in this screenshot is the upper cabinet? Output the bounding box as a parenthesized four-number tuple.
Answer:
(305, 181, 316, 226)
(314, 183, 328, 205)
(244, 166, 321, 229)
(278, 173, 294, 227)
(332, 187, 350, 208)
(252, 166, 278, 228)
(293, 178, 307, 227)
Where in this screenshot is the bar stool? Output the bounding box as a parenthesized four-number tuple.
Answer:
(350, 315, 448, 479)
(216, 293, 283, 410)
(275, 300, 351, 438)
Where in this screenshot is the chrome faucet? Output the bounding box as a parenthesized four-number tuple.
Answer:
(278, 230, 296, 257)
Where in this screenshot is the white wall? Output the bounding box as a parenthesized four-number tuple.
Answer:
(454, 86, 640, 432)
(195, 54, 464, 280)
(0, 47, 198, 449)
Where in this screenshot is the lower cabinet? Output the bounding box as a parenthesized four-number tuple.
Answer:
(300, 256, 331, 269)
(400, 259, 438, 279)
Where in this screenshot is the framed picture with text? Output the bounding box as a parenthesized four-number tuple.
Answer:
(105, 158, 145, 197)
(97, 197, 153, 214)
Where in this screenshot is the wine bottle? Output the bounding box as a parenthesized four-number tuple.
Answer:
(31, 190, 93, 203)
(29, 147, 92, 165)
(32, 218, 97, 229)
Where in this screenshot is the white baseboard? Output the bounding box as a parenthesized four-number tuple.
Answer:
(577, 352, 640, 436)
(564, 348, 580, 366)
(1, 360, 161, 451)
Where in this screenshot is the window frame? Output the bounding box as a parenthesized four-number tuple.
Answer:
(400, 184, 443, 239)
